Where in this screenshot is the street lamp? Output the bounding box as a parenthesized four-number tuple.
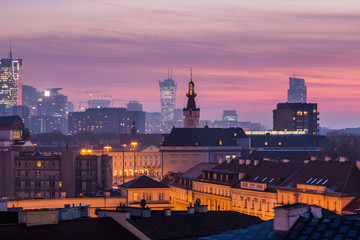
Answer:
(122, 144, 126, 184)
(131, 142, 138, 179)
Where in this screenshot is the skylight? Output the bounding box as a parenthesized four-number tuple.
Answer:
(322, 179, 328, 185)
(262, 177, 268, 182)
(306, 178, 313, 184)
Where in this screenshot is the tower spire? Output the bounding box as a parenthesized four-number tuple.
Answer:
(190, 67, 192, 82)
(9, 39, 13, 59)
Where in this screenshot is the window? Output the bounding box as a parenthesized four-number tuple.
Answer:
(145, 193, 152, 201)
(59, 181, 62, 188)
(12, 130, 21, 140)
(36, 170, 41, 177)
(159, 192, 164, 201)
(36, 161, 41, 167)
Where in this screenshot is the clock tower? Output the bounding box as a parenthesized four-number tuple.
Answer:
(183, 69, 200, 128)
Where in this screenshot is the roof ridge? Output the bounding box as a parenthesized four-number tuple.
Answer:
(341, 161, 356, 194)
(278, 159, 307, 187)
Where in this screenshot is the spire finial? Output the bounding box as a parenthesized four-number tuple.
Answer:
(190, 67, 192, 81)
(9, 39, 13, 59)
(168, 68, 169, 79)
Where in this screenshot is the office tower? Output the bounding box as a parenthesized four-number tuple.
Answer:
(87, 98, 111, 109)
(127, 100, 143, 111)
(22, 85, 40, 115)
(37, 88, 68, 118)
(287, 77, 307, 103)
(68, 108, 145, 135)
(67, 101, 74, 113)
(273, 103, 319, 135)
(29, 88, 68, 134)
(0, 47, 22, 108)
(173, 108, 183, 121)
(183, 70, 200, 128)
(159, 72, 177, 121)
(222, 110, 238, 122)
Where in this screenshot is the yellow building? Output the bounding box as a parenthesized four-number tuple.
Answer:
(94, 145, 161, 185)
(277, 159, 360, 215)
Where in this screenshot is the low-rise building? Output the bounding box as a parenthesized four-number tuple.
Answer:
(277, 159, 360, 215)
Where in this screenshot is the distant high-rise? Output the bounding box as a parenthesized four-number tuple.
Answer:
(37, 88, 68, 118)
(0, 47, 22, 108)
(127, 100, 143, 111)
(159, 71, 177, 121)
(222, 110, 238, 122)
(273, 102, 319, 135)
(87, 98, 111, 109)
(287, 77, 307, 103)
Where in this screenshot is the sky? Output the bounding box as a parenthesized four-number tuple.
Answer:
(0, 0, 359, 129)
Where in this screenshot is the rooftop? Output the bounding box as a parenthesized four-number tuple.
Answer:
(120, 175, 169, 189)
(130, 211, 262, 240)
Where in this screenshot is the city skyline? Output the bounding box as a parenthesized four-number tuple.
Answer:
(1, 0, 359, 129)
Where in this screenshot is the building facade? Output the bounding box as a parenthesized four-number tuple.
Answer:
(222, 110, 238, 122)
(287, 77, 307, 103)
(0, 50, 22, 108)
(159, 77, 177, 121)
(0, 150, 113, 199)
(273, 103, 319, 135)
(68, 107, 145, 135)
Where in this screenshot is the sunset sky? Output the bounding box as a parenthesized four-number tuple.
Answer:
(1, 0, 359, 129)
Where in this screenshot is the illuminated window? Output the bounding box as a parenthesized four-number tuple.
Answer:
(304, 111, 308, 115)
(278, 142, 282, 146)
(264, 142, 268, 146)
(59, 181, 62, 188)
(293, 117, 296, 121)
(12, 131, 21, 140)
(219, 140, 222, 146)
(313, 109, 316, 113)
(234, 133, 237, 137)
(134, 192, 139, 201)
(36, 161, 41, 167)
(297, 111, 303, 116)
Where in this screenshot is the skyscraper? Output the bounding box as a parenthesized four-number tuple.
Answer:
(159, 71, 177, 121)
(0, 47, 22, 108)
(287, 77, 307, 103)
(222, 110, 238, 122)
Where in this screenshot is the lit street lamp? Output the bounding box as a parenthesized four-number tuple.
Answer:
(131, 142, 138, 179)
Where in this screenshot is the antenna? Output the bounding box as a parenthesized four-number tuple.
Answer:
(190, 67, 192, 81)
(168, 68, 169, 79)
(171, 68, 172, 79)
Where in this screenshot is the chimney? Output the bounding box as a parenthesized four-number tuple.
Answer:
(304, 160, 310, 164)
(187, 206, 195, 214)
(282, 159, 290, 163)
(263, 158, 270, 161)
(226, 158, 231, 163)
(254, 160, 259, 166)
(324, 156, 331, 162)
(245, 159, 251, 165)
(339, 157, 347, 162)
(310, 156, 317, 161)
(239, 159, 245, 165)
(357, 161, 360, 171)
(273, 204, 315, 231)
(164, 209, 171, 217)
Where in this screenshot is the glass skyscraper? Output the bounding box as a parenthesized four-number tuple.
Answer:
(159, 77, 177, 121)
(287, 77, 307, 103)
(0, 50, 22, 108)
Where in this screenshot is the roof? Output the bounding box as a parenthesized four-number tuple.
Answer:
(0, 116, 24, 130)
(120, 175, 169, 189)
(129, 211, 262, 240)
(0, 217, 139, 240)
(198, 220, 286, 240)
(181, 163, 218, 179)
(286, 217, 360, 240)
(240, 161, 304, 191)
(212, 159, 257, 173)
(278, 160, 360, 195)
(343, 196, 360, 213)
(162, 127, 247, 147)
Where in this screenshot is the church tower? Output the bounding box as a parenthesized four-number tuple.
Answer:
(183, 69, 200, 128)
